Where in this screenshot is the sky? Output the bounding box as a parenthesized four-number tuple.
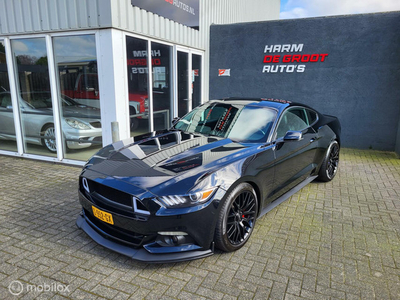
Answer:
(280, 0, 400, 19)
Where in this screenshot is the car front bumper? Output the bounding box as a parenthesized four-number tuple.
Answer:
(76, 189, 225, 262)
(65, 129, 102, 149)
(76, 214, 214, 263)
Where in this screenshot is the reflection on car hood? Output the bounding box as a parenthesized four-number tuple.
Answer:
(62, 105, 101, 119)
(32, 105, 101, 119)
(83, 130, 259, 191)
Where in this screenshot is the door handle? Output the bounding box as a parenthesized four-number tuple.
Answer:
(310, 138, 316, 143)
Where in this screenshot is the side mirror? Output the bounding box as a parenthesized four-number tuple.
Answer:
(283, 130, 303, 141)
(172, 117, 180, 125)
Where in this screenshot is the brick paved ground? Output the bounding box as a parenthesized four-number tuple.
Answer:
(0, 149, 399, 300)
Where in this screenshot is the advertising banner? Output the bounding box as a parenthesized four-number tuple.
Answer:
(131, 0, 199, 29)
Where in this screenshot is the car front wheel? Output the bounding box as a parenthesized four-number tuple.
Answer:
(318, 140, 340, 182)
(41, 124, 57, 153)
(214, 183, 258, 252)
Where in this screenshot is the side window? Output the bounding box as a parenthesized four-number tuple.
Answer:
(306, 109, 318, 125)
(289, 108, 308, 124)
(0, 93, 11, 108)
(276, 108, 309, 139)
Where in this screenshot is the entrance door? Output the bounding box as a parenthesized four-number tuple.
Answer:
(176, 49, 203, 118)
(177, 51, 189, 118)
(152, 42, 172, 132)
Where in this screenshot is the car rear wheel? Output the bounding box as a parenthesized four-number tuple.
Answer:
(130, 118, 139, 131)
(318, 140, 340, 182)
(215, 183, 258, 252)
(41, 124, 57, 153)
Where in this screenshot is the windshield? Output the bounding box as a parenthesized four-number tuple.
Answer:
(20, 92, 81, 109)
(173, 102, 277, 143)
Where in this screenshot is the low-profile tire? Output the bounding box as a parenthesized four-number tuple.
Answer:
(318, 140, 340, 182)
(41, 124, 57, 153)
(215, 183, 258, 252)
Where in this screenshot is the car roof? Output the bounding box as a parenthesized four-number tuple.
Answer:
(212, 97, 300, 110)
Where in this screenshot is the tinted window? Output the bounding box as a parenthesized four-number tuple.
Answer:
(306, 109, 318, 124)
(276, 109, 309, 139)
(174, 102, 277, 143)
(289, 108, 308, 124)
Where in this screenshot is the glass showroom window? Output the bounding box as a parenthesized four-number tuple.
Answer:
(192, 54, 202, 109)
(177, 51, 203, 118)
(177, 51, 189, 118)
(126, 36, 150, 136)
(0, 40, 17, 152)
(53, 35, 102, 161)
(151, 42, 172, 131)
(11, 38, 56, 157)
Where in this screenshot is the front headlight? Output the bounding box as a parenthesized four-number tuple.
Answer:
(156, 188, 216, 208)
(65, 118, 91, 130)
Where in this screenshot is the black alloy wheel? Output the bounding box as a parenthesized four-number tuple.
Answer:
(215, 183, 258, 252)
(318, 140, 340, 182)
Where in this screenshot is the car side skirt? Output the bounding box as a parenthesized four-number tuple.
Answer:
(258, 175, 318, 218)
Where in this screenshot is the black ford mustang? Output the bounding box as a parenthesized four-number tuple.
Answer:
(76, 98, 341, 262)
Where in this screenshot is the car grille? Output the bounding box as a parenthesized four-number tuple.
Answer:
(90, 121, 101, 128)
(83, 208, 150, 247)
(80, 178, 151, 219)
(83, 179, 132, 207)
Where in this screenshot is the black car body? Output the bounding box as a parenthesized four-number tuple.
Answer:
(76, 98, 341, 262)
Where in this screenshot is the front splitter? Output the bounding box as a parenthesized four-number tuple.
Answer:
(76, 215, 214, 263)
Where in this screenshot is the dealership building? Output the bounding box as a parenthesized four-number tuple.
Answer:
(209, 11, 400, 156)
(0, 0, 279, 164)
(0, 0, 399, 165)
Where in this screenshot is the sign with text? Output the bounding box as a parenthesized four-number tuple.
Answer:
(131, 0, 199, 29)
(262, 44, 329, 73)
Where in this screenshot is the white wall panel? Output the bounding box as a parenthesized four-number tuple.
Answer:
(199, 0, 280, 100)
(0, 0, 112, 34)
(38, 0, 49, 31)
(0, 0, 278, 47)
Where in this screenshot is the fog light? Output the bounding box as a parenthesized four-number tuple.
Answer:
(172, 235, 186, 245)
(155, 232, 193, 247)
(157, 231, 188, 236)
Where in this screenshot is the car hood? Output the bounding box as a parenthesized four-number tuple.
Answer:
(82, 130, 262, 195)
(62, 105, 101, 119)
(30, 105, 100, 119)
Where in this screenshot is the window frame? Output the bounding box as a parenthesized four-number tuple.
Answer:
(273, 106, 319, 141)
(0, 31, 98, 165)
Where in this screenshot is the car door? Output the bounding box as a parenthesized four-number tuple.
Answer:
(271, 107, 319, 198)
(0, 93, 16, 137)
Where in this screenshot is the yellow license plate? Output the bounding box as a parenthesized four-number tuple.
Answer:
(92, 206, 114, 225)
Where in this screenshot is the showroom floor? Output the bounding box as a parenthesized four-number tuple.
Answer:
(0, 149, 399, 299)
